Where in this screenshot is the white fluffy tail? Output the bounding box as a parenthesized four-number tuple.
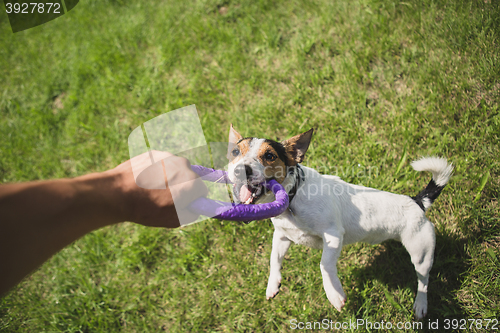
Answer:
(411, 157, 453, 187)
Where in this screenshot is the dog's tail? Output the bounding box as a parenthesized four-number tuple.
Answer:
(411, 157, 453, 211)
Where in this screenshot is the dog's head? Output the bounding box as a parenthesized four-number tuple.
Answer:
(227, 125, 313, 204)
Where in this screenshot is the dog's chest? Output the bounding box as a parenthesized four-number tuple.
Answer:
(271, 209, 323, 249)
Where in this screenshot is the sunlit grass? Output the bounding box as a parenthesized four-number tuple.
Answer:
(1, 0, 499, 332)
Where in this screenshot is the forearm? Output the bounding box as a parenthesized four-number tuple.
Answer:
(0, 171, 122, 295)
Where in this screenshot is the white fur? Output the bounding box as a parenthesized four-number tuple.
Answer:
(230, 148, 452, 320)
(411, 156, 453, 187)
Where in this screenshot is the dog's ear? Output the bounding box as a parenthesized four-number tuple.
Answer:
(282, 128, 314, 165)
(227, 124, 243, 159)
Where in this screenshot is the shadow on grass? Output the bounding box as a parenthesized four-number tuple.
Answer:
(347, 233, 470, 328)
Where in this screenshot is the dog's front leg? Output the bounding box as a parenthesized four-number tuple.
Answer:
(266, 228, 292, 300)
(320, 230, 346, 312)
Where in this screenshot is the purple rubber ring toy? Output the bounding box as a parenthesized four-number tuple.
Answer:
(188, 165, 289, 222)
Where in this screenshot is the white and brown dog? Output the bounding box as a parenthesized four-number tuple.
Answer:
(226, 125, 453, 319)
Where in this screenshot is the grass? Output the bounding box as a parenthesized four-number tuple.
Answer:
(1, 0, 499, 331)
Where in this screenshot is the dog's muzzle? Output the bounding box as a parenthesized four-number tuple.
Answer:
(232, 164, 265, 204)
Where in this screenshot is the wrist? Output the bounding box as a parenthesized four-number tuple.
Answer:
(72, 169, 126, 229)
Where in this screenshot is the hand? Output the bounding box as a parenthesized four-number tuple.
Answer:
(108, 150, 209, 228)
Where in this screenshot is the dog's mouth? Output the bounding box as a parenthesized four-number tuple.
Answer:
(234, 182, 264, 205)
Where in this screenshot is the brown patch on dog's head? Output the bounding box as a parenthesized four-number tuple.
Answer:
(282, 128, 314, 166)
(229, 138, 252, 164)
(257, 141, 288, 183)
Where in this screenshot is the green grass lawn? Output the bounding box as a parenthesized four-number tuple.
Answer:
(1, 0, 499, 331)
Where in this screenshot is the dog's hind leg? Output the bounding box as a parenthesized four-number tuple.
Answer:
(321, 230, 346, 312)
(402, 220, 436, 320)
(266, 227, 292, 300)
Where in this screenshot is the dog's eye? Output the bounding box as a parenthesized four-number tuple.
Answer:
(232, 148, 240, 157)
(264, 152, 277, 161)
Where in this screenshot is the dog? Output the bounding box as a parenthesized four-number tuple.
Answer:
(226, 125, 453, 320)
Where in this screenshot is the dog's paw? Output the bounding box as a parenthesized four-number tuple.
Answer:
(413, 293, 428, 320)
(266, 280, 281, 300)
(326, 291, 346, 312)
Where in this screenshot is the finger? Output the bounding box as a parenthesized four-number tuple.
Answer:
(135, 162, 167, 189)
(167, 178, 208, 209)
(162, 157, 202, 188)
(129, 151, 164, 183)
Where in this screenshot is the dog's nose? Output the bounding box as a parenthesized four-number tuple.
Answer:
(234, 164, 252, 180)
